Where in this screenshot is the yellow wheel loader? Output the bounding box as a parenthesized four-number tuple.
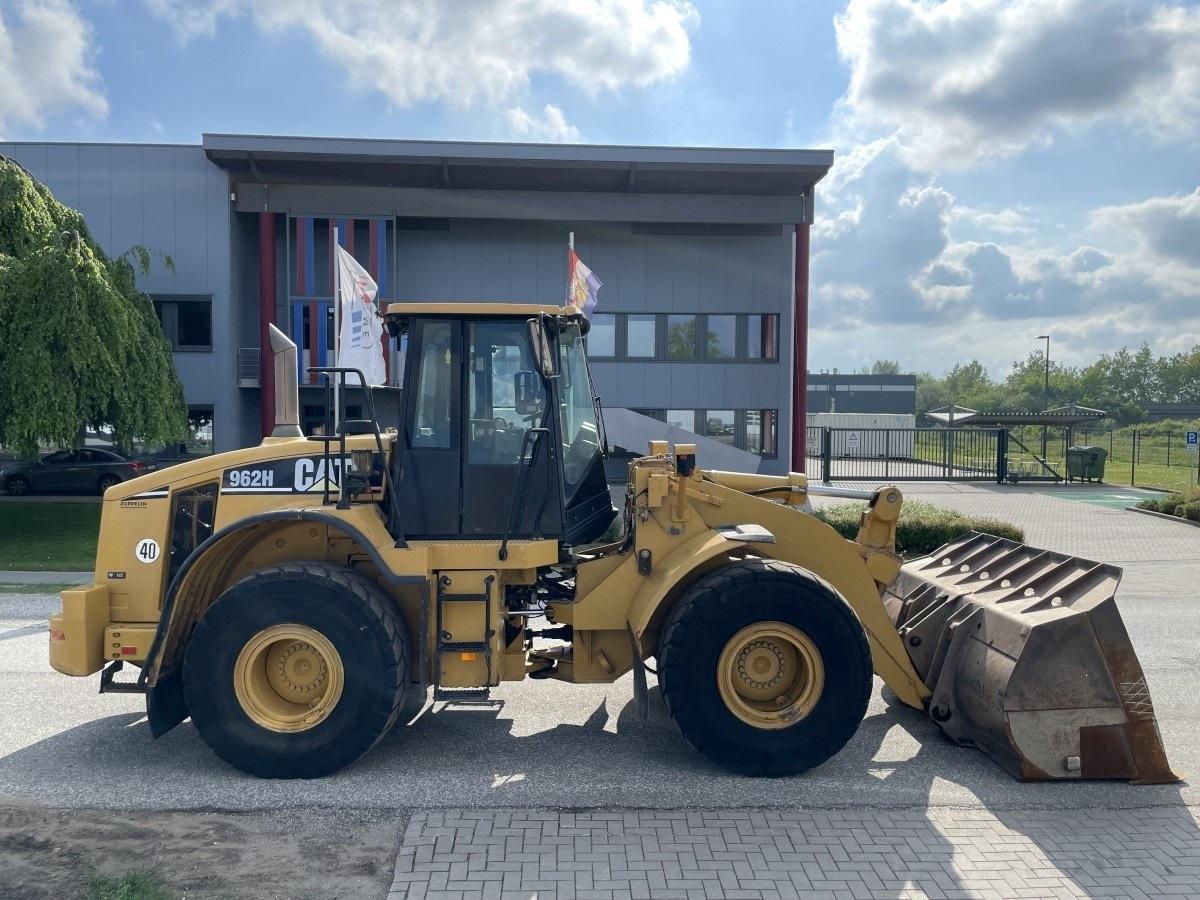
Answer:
(48, 304, 1177, 782)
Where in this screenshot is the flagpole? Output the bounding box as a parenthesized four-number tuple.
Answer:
(332, 225, 340, 434)
(567, 231, 574, 303)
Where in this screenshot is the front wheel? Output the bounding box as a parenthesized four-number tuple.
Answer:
(5, 475, 30, 496)
(183, 562, 410, 778)
(659, 558, 872, 777)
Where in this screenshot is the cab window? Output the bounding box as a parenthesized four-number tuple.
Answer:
(412, 321, 453, 448)
(468, 321, 546, 465)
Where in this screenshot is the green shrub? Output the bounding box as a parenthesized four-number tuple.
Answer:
(812, 500, 1024, 557)
(1136, 487, 1200, 517)
(86, 870, 174, 900)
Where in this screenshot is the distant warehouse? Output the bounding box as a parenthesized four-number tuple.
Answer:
(807, 373, 916, 415)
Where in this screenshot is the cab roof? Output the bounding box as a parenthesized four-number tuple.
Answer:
(384, 302, 581, 319)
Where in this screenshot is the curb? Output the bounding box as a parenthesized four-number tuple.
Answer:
(1125, 506, 1200, 528)
(0, 570, 92, 584)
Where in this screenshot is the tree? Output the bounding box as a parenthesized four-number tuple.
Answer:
(863, 359, 901, 375)
(0, 157, 186, 456)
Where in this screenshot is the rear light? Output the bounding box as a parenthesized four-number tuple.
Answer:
(129, 461, 146, 472)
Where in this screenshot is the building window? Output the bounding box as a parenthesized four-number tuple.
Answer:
(625, 408, 779, 458)
(592, 313, 779, 363)
(587, 313, 617, 358)
(705, 315, 736, 360)
(746, 410, 778, 457)
(746, 314, 778, 360)
(666, 409, 695, 432)
(704, 409, 736, 445)
(185, 407, 214, 455)
(626, 314, 657, 358)
(152, 296, 213, 351)
(667, 315, 697, 360)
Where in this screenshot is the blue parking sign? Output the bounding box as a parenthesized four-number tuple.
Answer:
(1188, 431, 1198, 452)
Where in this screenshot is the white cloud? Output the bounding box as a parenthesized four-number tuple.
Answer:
(0, 0, 106, 135)
(809, 140, 1200, 373)
(834, 0, 1200, 170)
(144, 0, 697, 108)
(1090, 188, 1200, 294)
(505, 104, 582, 143)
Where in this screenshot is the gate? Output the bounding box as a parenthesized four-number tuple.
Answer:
(805, 427, 1007, 483)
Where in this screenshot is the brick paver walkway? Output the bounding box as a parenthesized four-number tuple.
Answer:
(389, 806, 1200, 899)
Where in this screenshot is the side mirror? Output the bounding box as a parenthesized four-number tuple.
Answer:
(514, 371, 542, 416)
(527, 316, 558, 378)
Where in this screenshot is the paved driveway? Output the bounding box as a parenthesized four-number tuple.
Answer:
(3, 482, 1199, 898)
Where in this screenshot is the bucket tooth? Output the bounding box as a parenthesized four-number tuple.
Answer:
(886, 531, 1179, 784)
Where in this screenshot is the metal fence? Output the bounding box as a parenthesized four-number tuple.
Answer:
(805, 426, 1004, 483)
(804, 423, 1200, 490)
(1019, 426, 1200, 491)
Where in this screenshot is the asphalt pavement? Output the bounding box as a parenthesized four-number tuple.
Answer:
(2, 482, 1199, 815)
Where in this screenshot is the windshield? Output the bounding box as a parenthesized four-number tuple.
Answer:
(556, 322, 602, 500)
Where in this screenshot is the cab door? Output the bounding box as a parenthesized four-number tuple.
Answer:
(395, 319, 462, 537)
(461, 319, 561, 538)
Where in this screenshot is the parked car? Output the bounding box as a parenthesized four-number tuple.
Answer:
(0, 449, 155, 496)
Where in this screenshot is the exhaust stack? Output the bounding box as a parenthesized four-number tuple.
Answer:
(268, 323, 303, 439)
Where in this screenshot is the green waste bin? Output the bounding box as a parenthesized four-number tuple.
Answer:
(1066, 445, 1108, 482)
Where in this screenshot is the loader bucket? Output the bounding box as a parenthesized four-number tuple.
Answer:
(883, 532, 1178, 783)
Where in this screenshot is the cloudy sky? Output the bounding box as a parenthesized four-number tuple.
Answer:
(2, 0, 1198, 376)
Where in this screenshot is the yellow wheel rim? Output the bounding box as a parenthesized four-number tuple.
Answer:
(233, 624, 344, 733)
(716, 621, 824, 730)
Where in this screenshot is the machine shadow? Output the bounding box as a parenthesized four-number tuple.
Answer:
(2, 682, 1193, 899)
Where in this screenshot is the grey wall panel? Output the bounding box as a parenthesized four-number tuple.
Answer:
(45, 144, 80, 210)
(616, 241, 646, 312)
(3, 144, 47, 181)
(107, 148, 145, 270)
(671, 238, 702, 313)
(173, 149, 210, 288)
(424, 236, 454, 298)
(76, 145, 112, 249)
(699, 239, 729, 312)
(140, 148, 177, 285)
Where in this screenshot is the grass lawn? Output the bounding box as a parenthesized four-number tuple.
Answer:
(0, 582, 82, 594)
(0, 503, 100, 571)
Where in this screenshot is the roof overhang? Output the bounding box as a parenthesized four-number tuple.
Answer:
(204, 133, 834, 223)
(926, 405, 1108, 427)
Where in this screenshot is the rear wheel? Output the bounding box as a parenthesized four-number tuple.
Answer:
(183, 562, 410, 778)
(660, 558, 872, 777)
(5, 475, 30, 496)
(97, 473, 121, 494)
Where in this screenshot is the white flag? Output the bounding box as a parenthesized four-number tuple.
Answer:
(335, 244, 387, 386)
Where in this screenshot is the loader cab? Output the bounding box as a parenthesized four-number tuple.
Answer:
(385, 304, 614, 545)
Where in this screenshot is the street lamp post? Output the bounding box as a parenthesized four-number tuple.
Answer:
(1037, 334, 1050, 461)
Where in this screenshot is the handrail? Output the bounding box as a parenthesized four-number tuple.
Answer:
(308, 366, 408, 548)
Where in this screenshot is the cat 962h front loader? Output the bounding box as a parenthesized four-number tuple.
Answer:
(48, 303, 1177, 782)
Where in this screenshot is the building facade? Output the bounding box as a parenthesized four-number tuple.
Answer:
(1, 135, 832, 475)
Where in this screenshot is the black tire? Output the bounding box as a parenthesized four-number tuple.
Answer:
(183, 562, 410, 778)
(97, 473, 121, 494)
(5, 475, 30, 496)
(660, 558, 872, 777)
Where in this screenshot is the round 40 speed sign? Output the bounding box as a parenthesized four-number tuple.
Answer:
(134, 538, 160, 564)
